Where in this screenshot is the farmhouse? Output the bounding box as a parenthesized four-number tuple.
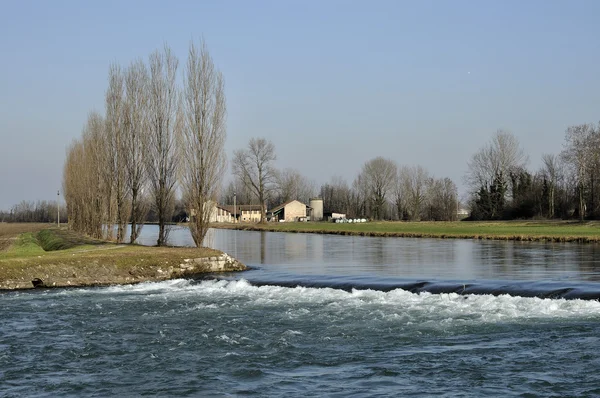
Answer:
(234, 204, 263, 222)
(210, 204, 233, 223)
(197, 203, 264, 223)
(189, 201, 233, 223)
(269, 200, 311, 222)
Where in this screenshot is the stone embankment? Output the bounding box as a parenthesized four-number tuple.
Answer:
(0, 252, 245, 291)
(178, 253, 245, 274)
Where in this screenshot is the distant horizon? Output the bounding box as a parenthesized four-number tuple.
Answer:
(2, 0, 600, 209)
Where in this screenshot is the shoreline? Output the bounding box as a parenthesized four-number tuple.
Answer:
(0, 264, 245, 292)
(0, 252, 246, 292)
(0, 226, 246, 291)
(211, 221, 600, 243)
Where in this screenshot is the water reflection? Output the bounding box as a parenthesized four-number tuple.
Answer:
(135, 225, 600, 283)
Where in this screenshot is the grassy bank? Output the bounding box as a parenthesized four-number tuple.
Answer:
(0, 223, 51, 251)
(212, 220, 600, 243)
(0, 223, 244, 290)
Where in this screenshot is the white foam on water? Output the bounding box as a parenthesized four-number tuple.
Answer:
(216, 334, 240, 345)
(47, 278, 195, 298)
(57, 278, 600, 324)
(102, 278, 194, 294)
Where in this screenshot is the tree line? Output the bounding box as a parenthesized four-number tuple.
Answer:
(222, 138, 459, 222)
(59, 117, 600, 228)
(225, 122, 600, 223)
(62, 40, 226, 246)
(466, 126, 600, 221)
(0, 201, 67, 224)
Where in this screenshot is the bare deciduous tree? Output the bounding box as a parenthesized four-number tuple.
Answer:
(1, 200, 67, 223)
(180, 40, 227, 246)
(440, 177, 459, 221)
(220, 176, 255, 206)
(424, 177, 458, 221)
(404, 165, 430, 221)
(106, 64, 129, 242)
(465, 130, 528, 194)
(351, 173, 369, 218)
(146, 45, 180, 245)
(561, 124, 595, 221)
(232, 138, 277, 223)
(63, 140, 85, 232)
(320, 176, 351, 215)
(275, 168, 316, 205)
(394, 165, 410, 220)
(85, 112, 108, 238)
(357, 157, 397, 220)
(540, 153, 562, 218)
(123, 59, 150, 243)
(63, 112, 107, 238)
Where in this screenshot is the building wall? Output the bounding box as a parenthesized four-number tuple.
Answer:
(215, 207, 232, 223)
(208, 204, 232, 223)
(310, 198, 323, 221)
(283, 201, 307, 222)
(241, 209, 261, 222)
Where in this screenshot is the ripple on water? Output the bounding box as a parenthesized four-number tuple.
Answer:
(2, 279, 600, 396)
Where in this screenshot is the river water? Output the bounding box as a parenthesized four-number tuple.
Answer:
(2, 226, 600, 396)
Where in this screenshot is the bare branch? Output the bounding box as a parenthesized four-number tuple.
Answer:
(180, 39, 227, 246)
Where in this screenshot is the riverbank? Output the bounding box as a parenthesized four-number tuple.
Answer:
(212, 220, 600, 243)
(0, 224, 245, 290)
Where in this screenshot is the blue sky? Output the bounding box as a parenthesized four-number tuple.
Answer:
(1, 0, 600, 209)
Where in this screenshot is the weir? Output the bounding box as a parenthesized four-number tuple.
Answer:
(203, 273, 600, 300)
(139, 226, 600, 301)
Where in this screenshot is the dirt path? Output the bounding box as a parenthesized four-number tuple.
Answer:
(69, 245, 127, 254)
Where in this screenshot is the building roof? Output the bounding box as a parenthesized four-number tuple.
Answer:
(220, 204, 263, 216)
(216, 204, 231, 212)
(270, 200, 311, 215)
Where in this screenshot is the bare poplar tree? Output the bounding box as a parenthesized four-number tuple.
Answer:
(180, 40, 227, 247)
(146, 45, 180, 246)
(232, 138, 277, 223)
(83, 112, 106, 238)
(63, 112, 107, 238)
(105, 64, 129, 242)
(63, 140, 85, 232)
(357, 157, 397, 220)
(97, 113, 116, 240)
(123, 59, 150, 243)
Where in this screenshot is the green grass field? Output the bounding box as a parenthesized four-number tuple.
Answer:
(213, 220, 600, 242)
(2, 228, 102, 259)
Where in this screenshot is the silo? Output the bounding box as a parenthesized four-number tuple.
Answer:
(309, 198, 323, 222)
